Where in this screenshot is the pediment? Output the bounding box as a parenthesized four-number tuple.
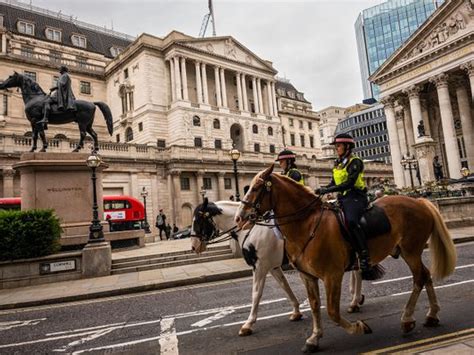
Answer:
(372, 0, 474, 80)
(177, 37, 275, 72)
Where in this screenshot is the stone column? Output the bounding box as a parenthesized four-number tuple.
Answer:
(257, 78, 264, 114)
(420, 98, 432, 137)
(252, 77, 259, 113)
(220, 68, 228, 108)
(461, 61, 474, 103)
(167, 173, 176, 224)
(403, 85, 425, 144)
(214, 66, 222, 107)
(195, 61, 203, 104)
(266, 80, 274, 116)
(236, 73, 243, 110)
(171, 171, 182, 226)
(217, 172, 225, 201)
(2, 169, 15, 197)
(169, 59, 176, 102)
(173, 57, 182, 100)
(381, 97, 405, 187)
(201, 63, 209, 104)
(396, 110, 412, 185)
(271, 82, 278, 115)
(180, 57, 189, 101)
(1, 33, 6, 54)
(400, 99, 415, 154)
(430, 73, 462, 179)
(241, 74, 248, 111)
(195, 170, 204, 203)
(455, 79, 474, 169)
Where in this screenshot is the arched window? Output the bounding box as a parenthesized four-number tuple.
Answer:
(213, 118, 220, 129)
(267, 127, 273, 136)
(193, 115, 201, 127)
(125, 127, 133, 142)
(252, 124, 258, 134)
(54, 134, 67, 139)
(24, 131, 32, 137)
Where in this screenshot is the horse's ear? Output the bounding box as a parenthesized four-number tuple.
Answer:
(261, 164, 274, 179)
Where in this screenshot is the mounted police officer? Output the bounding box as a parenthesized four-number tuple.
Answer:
(315, 133, 377, 280)
(38, 65, 76, 125)
(275, 149, 305, 185)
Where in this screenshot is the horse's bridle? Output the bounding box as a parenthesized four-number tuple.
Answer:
(192, 207, 239, 244)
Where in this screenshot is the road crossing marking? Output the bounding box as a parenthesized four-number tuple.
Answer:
(159, 318, 178, 355)
(191, 309, 236, 327)
(391, 279, 474, 296)
(0, 318, 46, 331)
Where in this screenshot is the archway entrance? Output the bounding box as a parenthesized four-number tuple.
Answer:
(230, 123, 244, 151)
(181, 204, 193, 228)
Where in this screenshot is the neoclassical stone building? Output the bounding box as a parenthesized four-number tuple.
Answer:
(372, 0, 473, 187)
(0, 1, 393, 228)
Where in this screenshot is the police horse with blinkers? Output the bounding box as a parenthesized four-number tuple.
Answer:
(0, 72, 113, 152)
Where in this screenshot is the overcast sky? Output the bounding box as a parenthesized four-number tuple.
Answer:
(31, 0, 385, 110)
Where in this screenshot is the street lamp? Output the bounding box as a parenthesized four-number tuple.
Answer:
(140, 187, 151, 234)
(230, 147, 241, 201)
(400, 154, 418, 189)
(86, 153, 105, 243)
(461, 167, 470, 178)
(200, 185, 206, 201)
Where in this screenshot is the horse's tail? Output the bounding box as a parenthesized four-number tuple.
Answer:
(418, 198, 457, 280)
(94, 102, 113, 136)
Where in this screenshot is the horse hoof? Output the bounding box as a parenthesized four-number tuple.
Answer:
(347, 305, 360, 313)
(290, 312, 303, 321)
(359, 294, 365, 306)
(239, 327, 253, 336)
(402, 321, 416, 333)
(301, 343, 319, 353)
(39, 148, 46, 152)
(424, 317, 439, 327)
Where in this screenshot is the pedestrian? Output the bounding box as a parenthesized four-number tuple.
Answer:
(155, 209, 167, 240)
(315, 133, 377, 280)
(165, 223, 171, 240)
(433, 156, 444, 181)
(173, 224, 179, 233)
(275, 149, 304, 185)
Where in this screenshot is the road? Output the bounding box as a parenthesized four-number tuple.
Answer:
(0, 242, 473, 354)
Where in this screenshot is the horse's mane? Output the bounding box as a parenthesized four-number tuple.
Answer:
(20, 74, 46, 95)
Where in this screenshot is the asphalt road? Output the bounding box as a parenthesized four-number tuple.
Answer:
(0, 242, 473, 355)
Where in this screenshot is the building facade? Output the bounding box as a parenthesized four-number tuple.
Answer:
(356, 0, 445, 100)
(372, 0, 473, 187)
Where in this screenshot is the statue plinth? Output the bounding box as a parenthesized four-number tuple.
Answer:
(413, 137, 436, 184)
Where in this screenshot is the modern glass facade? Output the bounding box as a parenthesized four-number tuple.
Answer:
(356, 0, 444, 99)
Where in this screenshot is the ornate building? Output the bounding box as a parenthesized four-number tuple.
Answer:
(0, 0, 393, 228)
(372, 0, 473, 187)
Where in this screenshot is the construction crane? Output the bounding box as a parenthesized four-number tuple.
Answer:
(199, 0, 216, 38)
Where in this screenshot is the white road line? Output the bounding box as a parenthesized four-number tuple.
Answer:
(191, 309, 235, 328)
(391, 279, 474, 296)
(159, 318, 178, 355)
(47, 322, 126, 336)
(52, 327, 116, 353)
(373, 263, 474, 285)
(0, 318, 46, 331)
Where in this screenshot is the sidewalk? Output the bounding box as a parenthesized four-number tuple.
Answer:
(0, 226, 472, 311)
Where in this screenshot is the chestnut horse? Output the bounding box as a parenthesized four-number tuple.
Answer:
(235, 165, 457, 353)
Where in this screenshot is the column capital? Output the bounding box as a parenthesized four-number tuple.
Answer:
(460, 60, 474, 76)
(395, 96, 409, 108)
(170, 170, 182, 176)
(402, 85, 422, 99)
(380, 96, 396, 109)
(217, 171, 226, 177)
(2, 168, 15, 178)
(430, 73, 449, 89)
(195, 170, 205, 177)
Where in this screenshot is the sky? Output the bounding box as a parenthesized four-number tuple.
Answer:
(30, 0, 385, 110)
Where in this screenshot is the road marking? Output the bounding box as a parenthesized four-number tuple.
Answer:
(159, 318, 178, 355)
(191, 309, 235, 327)
(391, 279, 474, 296)
(0, 318, 46, 331)
(52, 327, 117, 353)
(373, 263, 474, 285)
(47, 322, 126, 336)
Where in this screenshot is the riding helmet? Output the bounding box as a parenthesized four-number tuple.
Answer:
(275, 149, 296, 162)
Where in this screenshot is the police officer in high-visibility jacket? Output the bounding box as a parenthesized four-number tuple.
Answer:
(275, 149, 305, 185)
(315, 133, 377, 280)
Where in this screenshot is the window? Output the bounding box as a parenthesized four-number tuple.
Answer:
(45, 28, 62, 42)
(110, 47, 123, 57)
(193, 115, 201, 126)
(309, 136, 314, 148)
(77, 57, 87, 69)
(49, 50, 61, 63)
(120, 85, 134, 115)
(252, 124, 258, 134)
(300, 135, 305, 147)
(254, 143, 260, 152)
(180, 177, 190, 191)
(214, 139, 222, 149)
(21, 46, 34, 58)
(213, 119, 220, 129)
(194, 137, 203, 147)
(24, 71, 36, 82)
(290, 133, 295, 146)
(0, 15, 3, 28)
(124, 68, 129, 79)
(71, 34, 87, 48)
(289, 118, 294, 127)
(125, 127, 133, 142)
(299, 121, 303, 129)
(115, 134, 120, 143)
(203, 177, 212, 189)
(2, 94, 7, 116)
(308, 122, 312, 130)
(138, 122, 143, 132)
(269, 144, 275, 154)
(80, 81, 91, 95)
(268, 127, 273, 136)
(18, 21, 34, 35)
(224, 178, 232, 190)
(157, 139, 166, 148)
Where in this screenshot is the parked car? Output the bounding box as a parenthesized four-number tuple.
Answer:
(171, 226, 192, 239)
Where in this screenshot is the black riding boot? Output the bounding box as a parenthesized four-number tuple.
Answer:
(352, 225, 378, 280)
(38, 106, 49, 125)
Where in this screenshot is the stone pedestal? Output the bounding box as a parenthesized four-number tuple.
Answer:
(13, 152, 109, 239)
(414, 137, 436, 185)
(82, 242, 111, 277)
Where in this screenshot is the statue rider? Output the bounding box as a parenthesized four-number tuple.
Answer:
(275, 149, 305, 185)
(315, 133, 377, 280)
(38, 65, 76, 125)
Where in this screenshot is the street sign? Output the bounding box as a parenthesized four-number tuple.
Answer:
(40, 260, 76, 274)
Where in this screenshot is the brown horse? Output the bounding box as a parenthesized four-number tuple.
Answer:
(235, 165, 457, 353)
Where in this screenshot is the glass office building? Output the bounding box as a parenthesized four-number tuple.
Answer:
(356, 0, 444, 100)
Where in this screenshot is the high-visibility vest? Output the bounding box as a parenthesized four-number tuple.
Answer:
(286, 168, 305, 185)
(332, 156, 366, 195)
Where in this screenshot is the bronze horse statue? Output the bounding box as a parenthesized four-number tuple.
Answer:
(0, 72, 113, 153)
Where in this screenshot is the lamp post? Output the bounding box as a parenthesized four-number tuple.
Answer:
(230, 147, 241, 201)
(400, 155, 418, 189)
(140, 187, 151, 234)
(461, 167, 470, 178)
(86, 154, 105, 243)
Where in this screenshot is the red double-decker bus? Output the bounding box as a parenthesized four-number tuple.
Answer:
(0, 196, 145, 232)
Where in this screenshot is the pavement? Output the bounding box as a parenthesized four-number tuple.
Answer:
(0, 226, 472, 312)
